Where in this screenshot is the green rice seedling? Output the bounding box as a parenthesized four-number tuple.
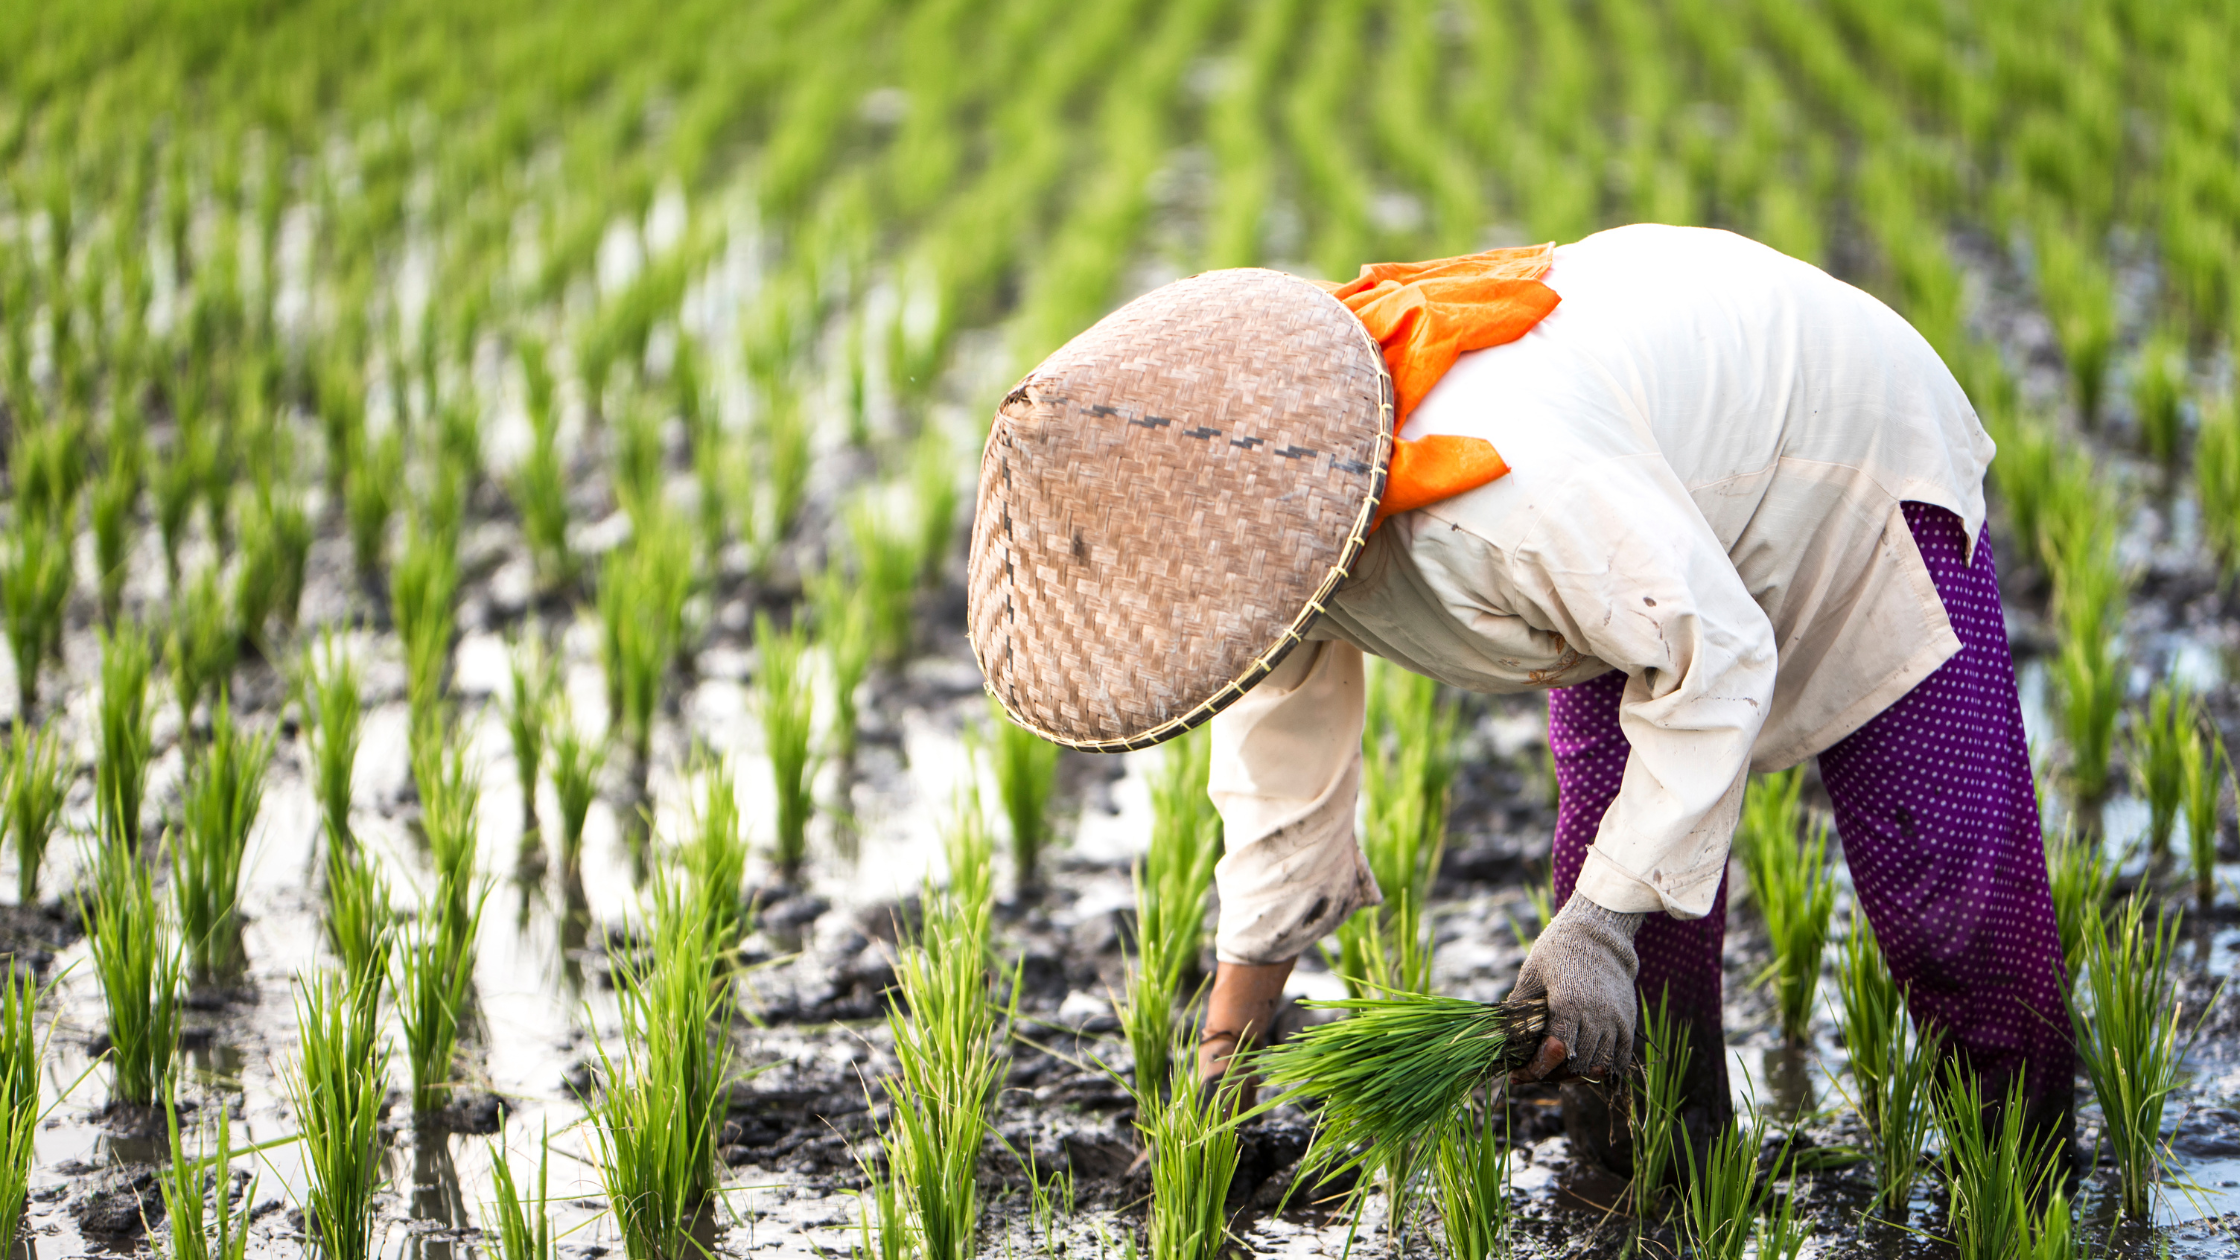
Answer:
(1834, 920, 1939, 1216)
(0, 514, 71, 720)
(167, 565, 238, 733)
(391, 522, 459, 771)
(2042, 477, 2127, 801)
(2072, 894, 2185, 1219)
(1331, 662, 1456, 996)
(584, 1024, 713, 1260)
(756, 610, 818, 884)
(157, 1094, 254, 1260)
(848, 496, 918, 664)
(2181, 716, 2227, 908)
(2044, 824, 2110, 984)
(1121, 728, 1220, 1097)
(1630, 989, 1690, 1221)
(1934, 1065, 2069, 1259)
(484, 1127, 555, 1260)
(97, 622, 155, 850)
(1762, 815, 1836, 1044)
(630, 876, 735, 1195)
(613, 400, 665, 525)
(1758, 1184, 1810, 1260)
(5, 721, 66, 904)
(1140, 1051, 1241, 1260)
(345, 427, 403, 579)
(81, 836, 183, 1105)
(2051, 631, 2124, 805)
(808, 560, 873, 767)
(912, 426, 957, 587)
(154, 420, 212, 588)
(2131, 327, 2186, 465)
(1983, 408, 2065, 573)
(1679, 1107, 1782, 1260)
(92, 423, 143, 628)
(597, 515, 692, 774)
(0, 966, 45, 1249)
(304, 634, 362, 850)
(1257, 994, 1545, 1184)
(683, 757, 750, 953)
(759, 381, 812, 553)
(2196, 392, 2240, 570)
(232, 483, 312, 651)
(2128, 679, 2193, 861)
(173, 701, 272, 982)
(514, 343, 575, 591)
(2035, 222, 2115, 423)
(985, 699, 1059, 896)
(1431, 1095, 1511, 1260)
(504, 634, 555, 841)
(1736, 766, 1804, 911)
(549, 707, 605, 873)
(288, 970, 389, 1260)
(322, 839, 392, 1010)
(393, 887, 486, 1113)
(414, 724, 482, 950)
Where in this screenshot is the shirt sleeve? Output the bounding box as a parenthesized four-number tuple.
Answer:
(1205, 639, 1383, 964)
(1502, 452, 1778, 919)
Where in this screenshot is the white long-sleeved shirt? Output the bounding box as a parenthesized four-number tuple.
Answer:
(1209, 224, 1993, 964)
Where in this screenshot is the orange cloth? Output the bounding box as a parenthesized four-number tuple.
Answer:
(1319, 244, 1562, 529)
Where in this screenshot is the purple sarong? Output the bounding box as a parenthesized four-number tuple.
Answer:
(1547, 502, 2072, 1130)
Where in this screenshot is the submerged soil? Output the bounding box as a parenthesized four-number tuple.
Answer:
(11, 234, 2240, 1260)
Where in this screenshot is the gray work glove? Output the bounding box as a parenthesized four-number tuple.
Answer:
(1511, 895, 1644, 1082)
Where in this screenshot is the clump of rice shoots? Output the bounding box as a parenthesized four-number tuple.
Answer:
(1330, 661, 1455, 996)
(2044, 823, 2109, 985)
(2127, 679, 2193, 862)
(504, 633, 555, 848)
(0, 966, 48, 1248)
(1257, 994, 1544, 1184)
(1630, 989, 1691, 1221)
(304, 634, 363, 850)
(912, 426, 957, 587)
(683, 757, 751, 954)
(756, 610, 819, 884)
(2183, 725, 2228, 910)
(167, 564, 238, 734)
(323, 838, 393, 1011)
(549, 706, 605, 876)
(154, 420, 210, 589)
(597, 510, 692, 776)
(1140, 1051, 1242, 1260)
(484, 1126, 555, 1260)
(2197, 392, 2240, 573)
(158, 1093, 255, 1260)
(1679, 1106, 1785, 1260)
(758, 380, 813, 557)
(2130, 327, 2186, 465)
(345, 427, 403, 579)
(1982, 409, 2066, 573)
(1934, 1065, 2070, 1260)
(512, 339, 576, 591)
(98, 622, 155, 850)
(808, 559, 873, 768)
(1433, 1095, 1512, 1260)
(91, 422, 143, 628)
(2034, 222, 2115, 424)
(0, 513, 71, 721)
(288, 970, 389, 1260)
(394, 887, 486, 1113)
(5, 721, 66, 904)
(391, 521, 459, 774)
(81, 836, 183, 1105)
(173, 701, 272, 983)
(2072, 894, 2185, 1219)
(233, 481, 312, 653)
(848, 495, 918, 665)
(985, 699, 1060, 897)
(1736, 766, 1804, 912)
(1761, 816, 1836, 1044)
(1121, 728, 1220, 1098)
(2041, 474, 2127, 802)
(414, 724, 483, 955)
(1833, 920, 1939, 1217)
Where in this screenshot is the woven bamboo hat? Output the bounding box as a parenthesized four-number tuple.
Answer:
(967, 268, 1393, 752)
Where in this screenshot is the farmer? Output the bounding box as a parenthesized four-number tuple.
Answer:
(965, 224, 2072, 1165)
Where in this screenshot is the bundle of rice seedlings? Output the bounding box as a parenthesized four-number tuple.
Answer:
(414, 725, 482, 953)
(394, 887, 486, 1113)
(158, 1094, 254, 1260)
(232, 482, 311, 653)
(303, 634, 363, 850)
(0, 966, 48, 1248)
(391, 522, 459, 771)
(613, 401, 666, 526)
(1432, 1095, 1511, 1260)
(756, 611, 818, 884)
(484, 1126, 555, 1260)
(1330, 662, 1455, 996)
(759, 380, 812, 554)
(4, 721, 66, 904)
(1140, 1052, 1242, 1260)
(1757, 1184, 1810, 1260)
(985, 700, 1059, 896)
(1982, 408, 2065, 573)
(1934, 1065, 2069, 1259)
(154, 422, 211, 587)
(2130, 327, 2186, 465)
(322, 839, 393, 1011)
(173, 701, 272, 982)
(81, 836, 183, 1105)
(2042, 480, 2127, 801)
(598, 512, 692, 774)
(1121, 728, 1220, 1097)
(2198, 393, 2240, 573)
(1679, 1105, 1784, 1260)
(549, 707, 605, 875)
(2127, 679, 2193, 862)
(683, 757, 751, 953)
(912, 426, 957, 587)
(167, 565, 238, 733)
(345, 427, 403, 579)
(847, 496, 918, 664)
(2180, 710, 2229, 909)
(0, 514, 71, 721)
(1735, 766, 1804, 913)
(92, 422, 144, 628)
(808, 560, 873, 767)
(1833, 920, 1939, 1216)
(288, 970, 389, 1260)
(97, 624, 154, 852)
(504, 634, 555, 843)
(1760, 816, 1836, 1044)
(1257, 994, 1544, 1184)
(1631, 989, 1691, 1221)
(2072, 894, 2185, 1219)
(512, 339, 575, 591)
(2043, 824, 2110, 984)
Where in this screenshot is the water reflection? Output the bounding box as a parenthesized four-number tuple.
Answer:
(410, 1123, 468, 1260)
(1760, 1044, 1816, 1121)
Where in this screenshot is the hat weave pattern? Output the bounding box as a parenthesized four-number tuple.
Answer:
(968, 268, 1393, 751)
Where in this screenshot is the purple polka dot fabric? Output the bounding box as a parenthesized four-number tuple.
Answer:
(1547, 502, 2073, 1114)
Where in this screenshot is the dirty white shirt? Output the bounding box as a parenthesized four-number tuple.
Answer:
(1209, 224, 1994, 965)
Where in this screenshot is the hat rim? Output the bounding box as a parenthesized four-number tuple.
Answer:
(975, 271, 1394, 753)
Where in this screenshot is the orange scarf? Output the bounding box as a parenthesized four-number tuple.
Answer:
(1321, 244, 1560, 529)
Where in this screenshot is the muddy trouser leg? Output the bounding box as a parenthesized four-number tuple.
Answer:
(1547, 669, 1733, 1176)
(1816, 503, 2074, 1165)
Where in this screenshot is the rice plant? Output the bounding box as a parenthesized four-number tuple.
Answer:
(549, 706, 605, 873)
(345, 427, 403, 579)
(0, 966, 48, 1250)
(167, 565, 238, 733)
(173, 701, 272, 982)
(233, 483, 313, 652)
(414, 724, 483, 953)
(808, 559, 873, 766)
(1331, 661, 1455, 996)
(985, 700, 1059, 896)
(1763, 816, 1836, 1044)
(1833, 921, 1939, 1216)
(2035, 221, 2115, 423)
(504, 634, 555, 842)
(912, 426, 957, 587)
(1432, 1095, 1511, 1260)
(0, 514, 71, 721)
(97, 622, 155, 850)
(4, 721, 66, 904)
(391, 521, 459, 772)
(1139, 1051, 1241, 1260)
(756, 610, 818, 884)
(1736, 766, 1804, 911)
(1934, 1065, 2069, 1259)
(2128, 679, 2193, 862)
(683, 757, 750, 953)
(2044, 824, 2110, 984)
(92, 423, 143, 628)
(304, 634, 362, 850)
(81, 836, 183, 1105)
(2181, 713, 2227, 908)
(2043, 477, 2127, 802)
(1626, 988, 1691, 1221)
(1679, 1106, 1783, 1260)
(2130, 327, 2186, 465)
(1120, 728, 1220, 1097)
(1983, 408, 2067, 573)
(484, 1127, 555, 1260)
(394, 888, 486, 1113)
(758, 380, 813, 556)
(288, 970, 389, 1260)
(2196, 391, 2240, 571)
(598, 512, 692, 773)
(154, 421, 210, 587)
(323, 838, 393, 1010)
(157, 1094, 255, 1260)
(2072, 894, 2185, 1219)
(848, 496, 918, 664)
(512, 338, 575, 591)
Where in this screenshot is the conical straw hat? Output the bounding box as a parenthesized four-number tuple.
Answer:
(968, 268, 1393, 751)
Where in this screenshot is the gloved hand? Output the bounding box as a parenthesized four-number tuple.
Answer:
(1510, 894, 1644, 1082)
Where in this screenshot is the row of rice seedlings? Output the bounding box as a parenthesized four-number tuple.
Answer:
(2072, 894, 2185, 1220)
(1832, 921, 1939, 1217)
(756, 612, 820, 885)
(158, 1095, 255, 1260)
(985, 701, 1060, 896)
(1139, 1050, 1241, 1260)
(1629, 990, 1690, 1221)
(1431, 1095, 1512, 1260)
(484, 1128, 556, 1260)
(81, 836, 183, 1105)
(5, 722, 66, 904)
(288, 970, 389, 1260)
(0, 511, 70, 720)
(865, 807, 1005, 1260)
(96, 623, 155, 853)
(808, 561, 874, 767)
(0, 967, 48, 1249)
(1332, 663, 1457, 998)
(1933, 1066, 2072, 1259)
(550, 708, 606, 876)
(1120, 728, 1221, 1097)
(304, 634, 364, 849)
(172, 701, 271, 983)
(505, 635, 557, 843)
